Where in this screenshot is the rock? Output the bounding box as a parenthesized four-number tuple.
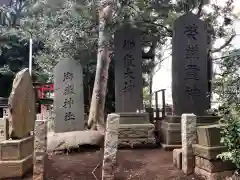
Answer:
(8, 69, 36, 139)
(47, 130, 104, 151)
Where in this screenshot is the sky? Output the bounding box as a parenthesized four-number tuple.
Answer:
(152, 0, 240, 106)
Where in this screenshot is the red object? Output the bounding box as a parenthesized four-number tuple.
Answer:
(37, 84, 54, 98)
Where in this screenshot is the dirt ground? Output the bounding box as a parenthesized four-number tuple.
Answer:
(21, 148, 203, 180)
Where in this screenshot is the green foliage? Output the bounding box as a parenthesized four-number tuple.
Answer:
(217, 108, 240, 168)
(214, 49, 240, 168)
(0, 0, 238, 111)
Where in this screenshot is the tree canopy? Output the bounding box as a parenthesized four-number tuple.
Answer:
(0, 0, 238, 103)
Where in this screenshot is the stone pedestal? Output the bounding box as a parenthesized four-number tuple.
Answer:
(0, 136, 34, 179)
(117, 113, 156, 148)
(159, 115, 219, 150)
(194, 125, 236, 180)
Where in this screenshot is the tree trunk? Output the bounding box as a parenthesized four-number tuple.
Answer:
(88, 0, 114, 133)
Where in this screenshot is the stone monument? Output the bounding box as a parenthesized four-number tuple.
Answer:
(54, 59, 84, 133)
(172, 12, 209, 116)
(0, 68, 34, 179)
(8, 68, 36, 139)
(114, 25, 155, 147)
(160, 12, 219, 150)
(114, 24, 143, 112)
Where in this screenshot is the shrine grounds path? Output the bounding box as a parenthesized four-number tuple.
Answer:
(22, 148, 203, 180)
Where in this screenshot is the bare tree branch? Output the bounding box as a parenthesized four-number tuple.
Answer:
(197, 0, 204, 17)
(211, 34, 236, 53)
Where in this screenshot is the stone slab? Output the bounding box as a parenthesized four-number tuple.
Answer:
(195, 166, 234, 180)
(195, 156, 236, 173)
(172, 12, 209, 116)
(173, 148, 182, 169)
(118, 137, 156, 148)
(114, 25, 143, 112)
(166, 115, 220, 124)
(0, 136, 33, 161)
(117, 112, 150, 124)
(119, 124, 154, 138)
(0, 154, 33, 179)
(197, 124, 223, 147)
(54, 59, 84, 133)
(193, 144, 227, 160)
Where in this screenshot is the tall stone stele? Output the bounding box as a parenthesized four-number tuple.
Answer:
(8, 68, 36, 139)
(114, 24, 143, 112)
(54, 59, 84, 133)
(172, 12, 210, 116)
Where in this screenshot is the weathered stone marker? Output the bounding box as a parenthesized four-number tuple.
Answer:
(114, 25, 143, 112)
(8, 68, 36, 139)
(172, 12, 209, 116)
(102, 113, 119, 180)
(181, 113, 197, 174)
(0, 68, 34, 179)
(54, 59, 84, 132)
(33, 120, 48, 180)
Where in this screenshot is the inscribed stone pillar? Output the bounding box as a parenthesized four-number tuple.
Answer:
(181, 113, 197, 174)
(114, 25, 143, 112)
(172, 12, 209, 116)
(102, 113, 119, 180)
(33, 120, 47, 180)
(54, 59, 84, 133)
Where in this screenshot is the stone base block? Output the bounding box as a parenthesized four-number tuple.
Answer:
(119, 124, 154, 138)
(165, 115, 220, 124)
(195, 156, 236, 173)
(117, 112, 150, 124)
(0, 136, 34, 161)
(159, 119, 220, 151)
(197, 124, 223, 147)
(0, 154, 33, 179)
(195, 166, 234, 180)
(193, 144, 227, 160)
(160, 121, 181, 145)
(173, 148, 182, 169)
(118, 137, 156, 148)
